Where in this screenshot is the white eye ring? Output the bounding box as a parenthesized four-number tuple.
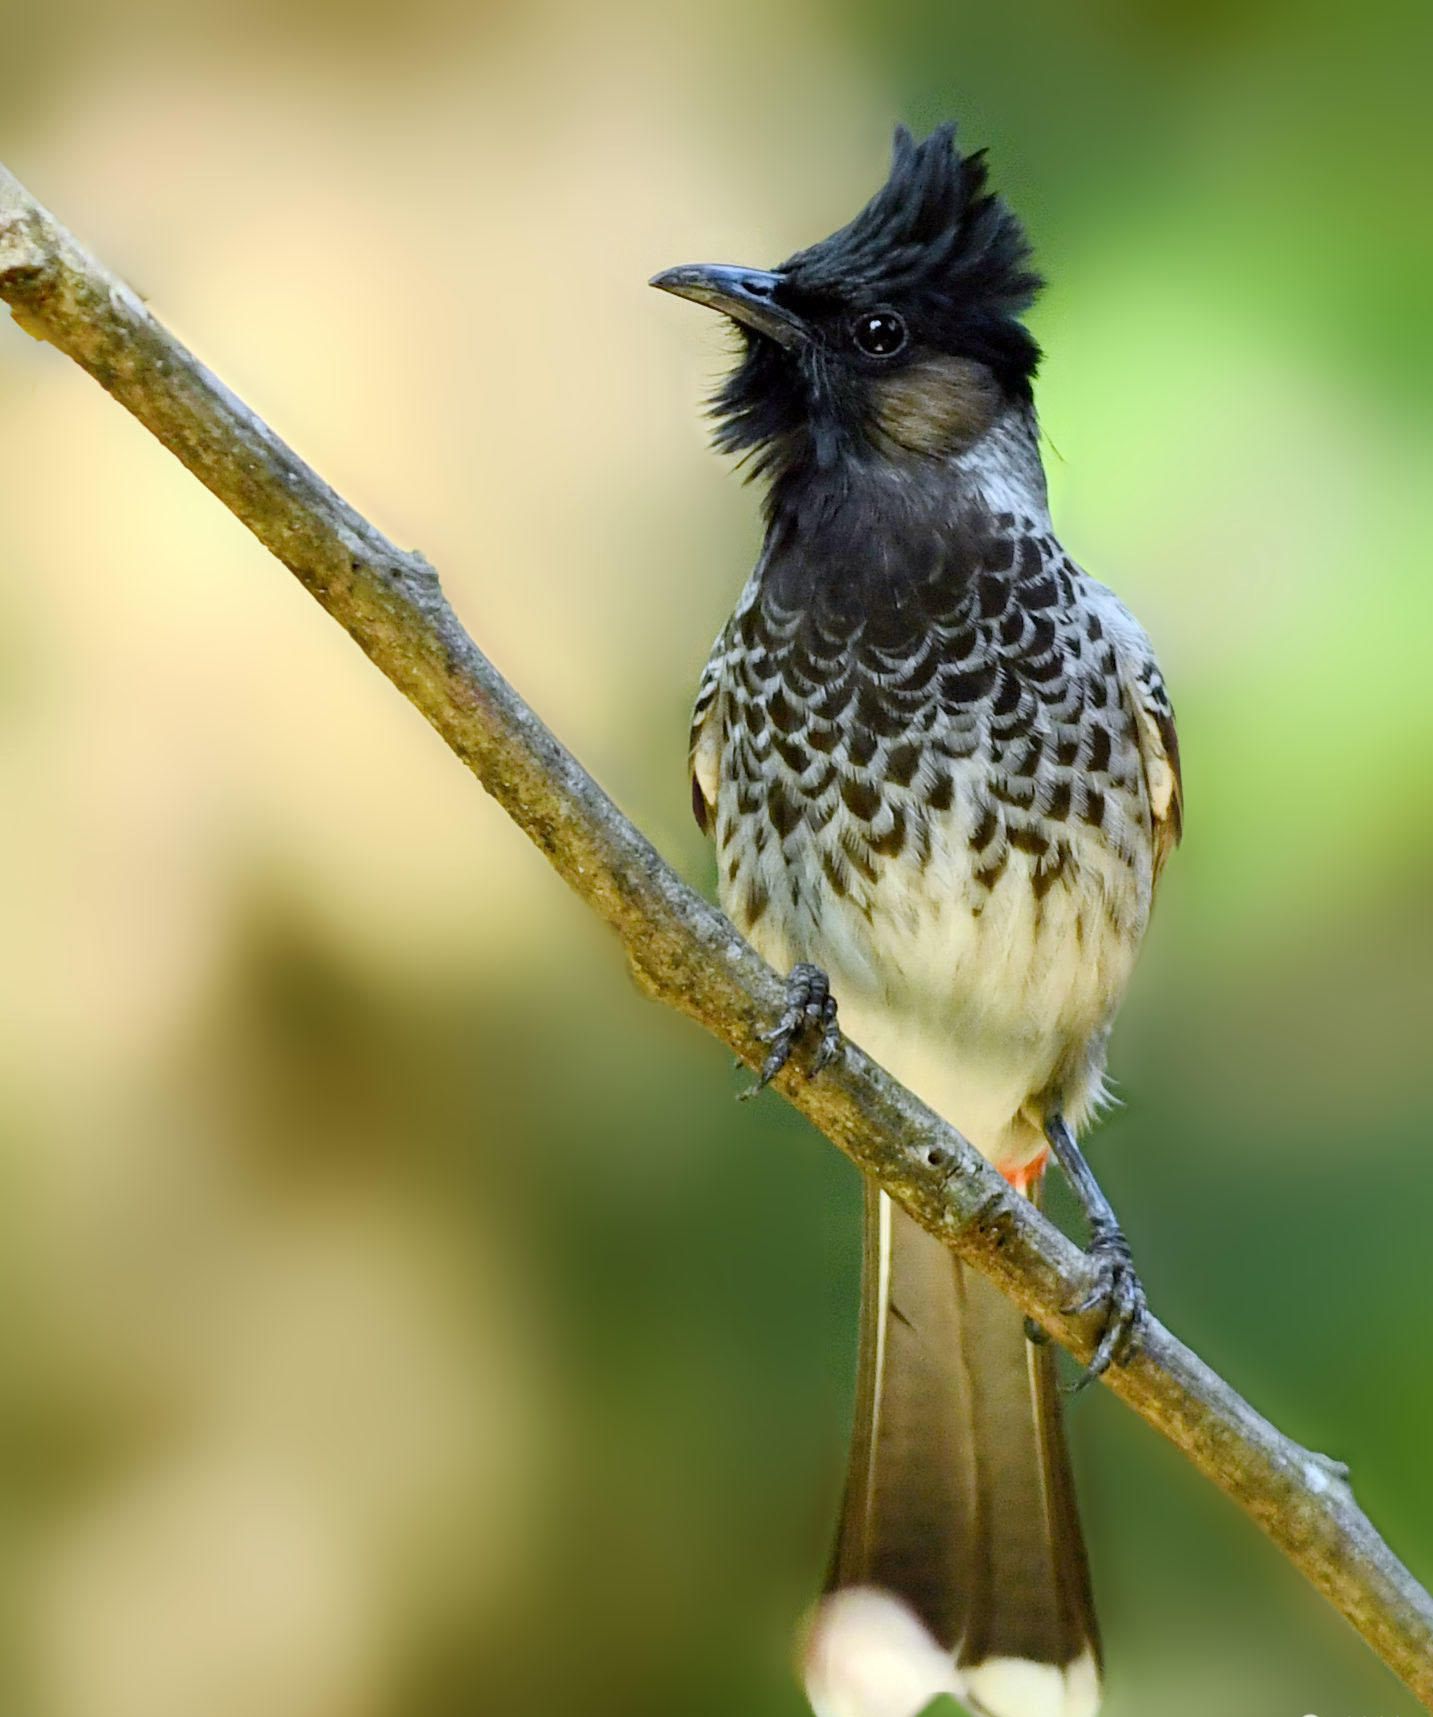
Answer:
(852, 310, 907, 357)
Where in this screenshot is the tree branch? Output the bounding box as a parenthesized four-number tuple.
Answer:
(3, 162, 1430, 1706)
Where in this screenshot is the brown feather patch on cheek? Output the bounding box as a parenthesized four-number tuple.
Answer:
(869, 355, 1001, 458)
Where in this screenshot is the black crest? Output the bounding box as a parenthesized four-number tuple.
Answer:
(783, 124, 1043, 386)
(786, 125, 1040, 316)
(712, 124, 1044, 479)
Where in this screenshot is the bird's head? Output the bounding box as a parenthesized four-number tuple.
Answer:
(652, 124, 1042, 487)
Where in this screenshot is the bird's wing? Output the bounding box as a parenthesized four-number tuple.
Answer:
(1084, 581, 1183, 887)
(688, 620, 731, 836)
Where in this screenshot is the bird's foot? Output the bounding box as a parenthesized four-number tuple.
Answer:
(740, 962, 841, 1100)
(1063, 1220, 1147, 1391)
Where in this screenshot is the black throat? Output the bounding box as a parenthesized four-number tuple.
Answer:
(756, 404, 1045, 637)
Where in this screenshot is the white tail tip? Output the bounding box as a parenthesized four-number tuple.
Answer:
(801, 1588, 1101, 1717)
(964, 1650, 1101, 1717)
(803, 1589, 964, 1717)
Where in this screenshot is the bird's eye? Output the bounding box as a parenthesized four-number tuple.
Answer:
(851, 311, 907, 358)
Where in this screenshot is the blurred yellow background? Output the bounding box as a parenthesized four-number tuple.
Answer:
(2, 1, 1431, 1713)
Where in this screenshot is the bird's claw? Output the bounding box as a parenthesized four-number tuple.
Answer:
(741, 962, 841, 1099)
(1063, 1222, 1147, 1392)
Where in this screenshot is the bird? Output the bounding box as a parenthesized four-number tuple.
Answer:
(650, 123, 1181, 1717)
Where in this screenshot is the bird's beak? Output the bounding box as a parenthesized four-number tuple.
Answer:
(649, 264, 806, 348)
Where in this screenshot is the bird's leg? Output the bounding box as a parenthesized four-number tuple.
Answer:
(741, 962, 842, 1099)
(1043, 1111, 1148, 1390)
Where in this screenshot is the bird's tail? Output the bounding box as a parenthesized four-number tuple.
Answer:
(803, 1184, 1100, 1717)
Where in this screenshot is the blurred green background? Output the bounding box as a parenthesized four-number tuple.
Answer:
(2, 0, 1431, 1713)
